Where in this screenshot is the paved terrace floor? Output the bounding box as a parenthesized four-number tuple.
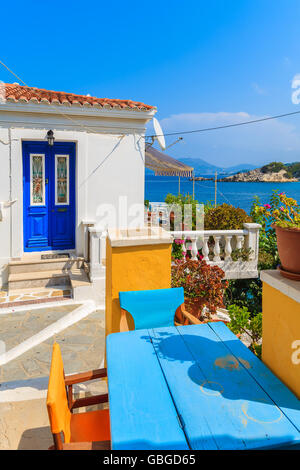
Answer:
(0, 304, 106, 449)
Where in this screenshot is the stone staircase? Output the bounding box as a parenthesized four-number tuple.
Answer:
(7, 255, 105, 306)
(8, 256, 84, 292)
(8, 254, 105, 305)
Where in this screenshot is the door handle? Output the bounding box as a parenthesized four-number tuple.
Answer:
(45, 179, 49, 184)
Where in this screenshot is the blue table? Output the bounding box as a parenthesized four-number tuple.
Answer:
(106, 322, 300, 450)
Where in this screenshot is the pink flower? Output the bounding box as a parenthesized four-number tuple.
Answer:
(264, 204, 271, 209)
(198, 254, 204, 260)
(280, 206, 285, 211)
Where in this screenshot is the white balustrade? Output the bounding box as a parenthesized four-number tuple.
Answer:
(86, 222, 261, 283)
(170, 223, 261, 279)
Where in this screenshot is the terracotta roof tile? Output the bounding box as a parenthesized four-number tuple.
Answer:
(3, 83, 155, 111)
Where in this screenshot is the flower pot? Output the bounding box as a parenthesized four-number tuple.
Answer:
(184, 299, 202, 319)
(273, 224, 300, 277)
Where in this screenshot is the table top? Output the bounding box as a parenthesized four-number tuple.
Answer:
(106, 322, 300, 450)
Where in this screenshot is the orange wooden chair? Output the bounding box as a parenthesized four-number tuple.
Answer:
(46, 343, 111, 450)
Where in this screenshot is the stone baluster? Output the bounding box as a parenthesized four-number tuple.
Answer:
(191, 237, 198, 260)
(89, 227, 104, 281)
(224, 235, 232, 260)
(202, 236, 210, 261)
(182, 237, 187, 260)
(213, 235, 221, 262)
(236, 234, 244, 251)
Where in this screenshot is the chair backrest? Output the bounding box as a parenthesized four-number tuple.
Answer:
(119, 287, 184, 330)
(46, 343, 71, 444)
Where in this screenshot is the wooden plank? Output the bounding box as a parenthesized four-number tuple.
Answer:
(208, 321, 300, 435)
(106, 330, 189, 450)
(150, 325, 300, 450)
(177, 323, 300, 450)
(149, 326, 218, 450)
(64, 368, 107, 385)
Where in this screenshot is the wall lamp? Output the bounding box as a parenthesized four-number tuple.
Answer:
(47, 130, 55, 146)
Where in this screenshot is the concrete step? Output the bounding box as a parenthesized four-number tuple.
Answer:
(9, 257, 84, 275)
(8, 270, 71, 291)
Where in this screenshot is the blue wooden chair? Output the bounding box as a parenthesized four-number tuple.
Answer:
(118, 287, 200, 332)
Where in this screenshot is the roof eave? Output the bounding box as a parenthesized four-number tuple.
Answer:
(0, 100, 157, 121)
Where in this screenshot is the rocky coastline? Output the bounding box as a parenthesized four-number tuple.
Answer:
(219, 168, 299, 183)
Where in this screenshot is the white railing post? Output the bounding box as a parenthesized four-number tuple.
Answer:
(191, 236, 198, 260)
(81, 220, 95, 261)
(213, 235, 221, 262)
(88, 227, 105, 281)
(235, 234, 244, 251)
(224, 235, 232, 260)
(202, 236, 210, 261)
(243, 223, 261, 261)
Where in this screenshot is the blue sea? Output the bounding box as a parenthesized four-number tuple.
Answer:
(145, 175, 300, 214)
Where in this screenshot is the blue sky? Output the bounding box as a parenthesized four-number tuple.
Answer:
(1, 0, 300, 166)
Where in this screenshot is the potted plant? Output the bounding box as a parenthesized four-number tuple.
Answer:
(171, 259, 228, 320)
(259, 193, 300, 279)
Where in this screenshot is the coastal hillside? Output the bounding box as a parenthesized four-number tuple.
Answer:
(220, 161, 300, 182)
(179, 157, 256, 176)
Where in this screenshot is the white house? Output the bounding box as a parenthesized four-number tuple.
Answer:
(0, 83, 156, 302)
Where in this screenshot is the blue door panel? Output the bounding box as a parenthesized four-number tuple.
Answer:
(23, 141, 75, 252)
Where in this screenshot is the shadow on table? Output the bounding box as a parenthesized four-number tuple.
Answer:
(141, 327, 300, 414)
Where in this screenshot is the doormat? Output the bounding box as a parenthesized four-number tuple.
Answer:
(41, 253, 70, 259)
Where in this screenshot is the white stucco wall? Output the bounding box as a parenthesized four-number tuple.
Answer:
(0, 102, 155, 286)
(0, 127, 11, 286)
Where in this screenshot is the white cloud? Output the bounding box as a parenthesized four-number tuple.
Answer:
(291, 73, 300, 104)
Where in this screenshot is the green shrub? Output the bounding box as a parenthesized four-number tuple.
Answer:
(261, 161, 285, 174)
(224, 278, 262, 316)
(227, 304, 250, 335)
(250, 193, 279, 265)
(258, 250, 278, 270)
(204, 203, 252, 230)
(172, 239, 184, 260)
(227, 304, 262, 358)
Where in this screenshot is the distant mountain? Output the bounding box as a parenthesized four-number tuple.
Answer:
(224, 163, 257, 174)
(178, 158, 220, 175)
(178, 158, 256, 176)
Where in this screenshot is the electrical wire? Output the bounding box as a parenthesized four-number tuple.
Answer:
(0, 59, 27, 86)
(3, 58, 300, 145)
(146, 110, 300, 138)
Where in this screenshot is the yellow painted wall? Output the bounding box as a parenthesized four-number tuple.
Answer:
(262, 282, 300, 398)
(105, 240, 172, 337)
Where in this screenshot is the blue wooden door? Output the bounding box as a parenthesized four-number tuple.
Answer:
(23, 141, 75, 251)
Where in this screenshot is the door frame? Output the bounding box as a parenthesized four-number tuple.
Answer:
(22, 140, 76, 252)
